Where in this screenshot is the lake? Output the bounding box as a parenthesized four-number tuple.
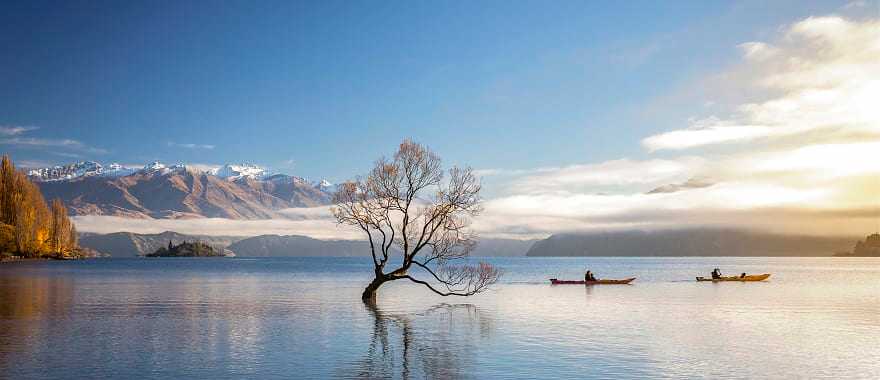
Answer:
(1, 257, 878, 379)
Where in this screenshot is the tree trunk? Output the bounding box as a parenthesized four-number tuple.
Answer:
(362, 275, 388, 301)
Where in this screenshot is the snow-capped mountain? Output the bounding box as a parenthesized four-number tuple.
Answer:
(27, 161, 138, 182)
(314, 179, 337, 193)
(105, 163, 138, 177)
(143, 161, 167, 171)
(29, 161, 276, 182)
(211, 163, 268, 180)
(31, 160, 338, 219)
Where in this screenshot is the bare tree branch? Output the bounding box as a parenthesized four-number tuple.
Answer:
(331, 139, 501, 300)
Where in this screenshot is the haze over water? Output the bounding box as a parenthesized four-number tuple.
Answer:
(1, 257, 878, 379)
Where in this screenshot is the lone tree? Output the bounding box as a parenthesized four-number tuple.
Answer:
(333, 139, 501, 301)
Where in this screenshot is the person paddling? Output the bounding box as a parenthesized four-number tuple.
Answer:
(711, 268, 722, 279)
(585, 270, 597, 282)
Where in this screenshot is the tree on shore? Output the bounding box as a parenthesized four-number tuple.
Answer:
(332, 139, 501, 301)
(50, 198, 76, 254)
(0, 154, 79, 258)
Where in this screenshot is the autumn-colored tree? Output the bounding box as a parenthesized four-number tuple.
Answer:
(50, 198, 73, 254)
(1, 155, 17, 227)
(0, 154, 78, 257)
(0, 223, 15, 253)
(13, 174, 50, 256)
(67, 224, 78, 253)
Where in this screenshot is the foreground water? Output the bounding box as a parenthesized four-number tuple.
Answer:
(1, 257, 878, 379)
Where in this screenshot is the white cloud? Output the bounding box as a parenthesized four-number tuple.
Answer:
(72, 206, 364, 240)
(15, 160, 54, 169)
(168, 142, 215, 149)
(476, 15, 880, 239)
(642, 119, 773, 151)
(642, 16, 880, 151)
(744, 141, 880, 180)
(0, 125, 108, 154)
(474, 177, 871, 239)
(738, 42, 779, 61)
(509, 157, 705, 194)
(0, 126, 38, 136)
(844, 1, 867, 9)
(73, 206, 362, 240)
(0, 136, 108, 154)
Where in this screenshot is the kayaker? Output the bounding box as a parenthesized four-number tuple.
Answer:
(740, 272, 746, 278)
(711, 268, 722, 279)
(585, 270, 597, 282)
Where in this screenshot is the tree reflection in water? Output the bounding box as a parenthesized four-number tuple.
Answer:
(344, 301, 494, 379)
(0, 275, 74, 373)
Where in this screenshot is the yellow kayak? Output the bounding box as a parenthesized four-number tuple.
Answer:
(696, 273, 771, 282)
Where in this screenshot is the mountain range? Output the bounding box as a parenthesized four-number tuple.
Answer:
(526, 229, 856, 257)
(79, 229, 856, 258)
(78, 231, 537, 257)
(31, 161, 335, 219)
(31, 161, 860, 258)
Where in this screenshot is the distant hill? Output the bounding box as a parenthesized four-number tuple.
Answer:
(79, 231, 242, 257)
(79, 231, 534, 258)
(228, 235, 534, 257)
(834, 233, 880, 257)
(470, 238, 536, 257)
(526, 229, 856, 257)
(228, 235, 370, 257)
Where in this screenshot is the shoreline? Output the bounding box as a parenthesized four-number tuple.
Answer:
(1, 255, 83, 263)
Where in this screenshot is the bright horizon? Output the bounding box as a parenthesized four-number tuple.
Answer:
(2, 1, 879, 239)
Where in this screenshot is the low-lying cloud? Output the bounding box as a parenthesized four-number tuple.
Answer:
(74, 206, 362, 240)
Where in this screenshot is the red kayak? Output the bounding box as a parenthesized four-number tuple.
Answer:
(549, 278, 636, 285)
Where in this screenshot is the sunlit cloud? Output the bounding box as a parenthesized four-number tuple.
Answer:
(642, 16, 880, 151)
(642, 119, 773, 151)
(479, 14, 880, 239)
(516, 158, 704, 194)
(479, 157, 705, 196)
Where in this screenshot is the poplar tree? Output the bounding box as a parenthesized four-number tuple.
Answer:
(0, 155, 79, 257)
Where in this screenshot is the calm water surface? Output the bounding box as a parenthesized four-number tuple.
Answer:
(1, 257, 878, 379)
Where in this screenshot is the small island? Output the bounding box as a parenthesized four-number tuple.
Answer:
(146, 241, 228, 257)
(834, 233, 880, 257)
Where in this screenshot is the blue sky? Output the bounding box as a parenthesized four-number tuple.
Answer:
(1, 0, 855, 182)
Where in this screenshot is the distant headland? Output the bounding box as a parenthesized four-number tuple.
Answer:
(835, 234, 880, 257)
